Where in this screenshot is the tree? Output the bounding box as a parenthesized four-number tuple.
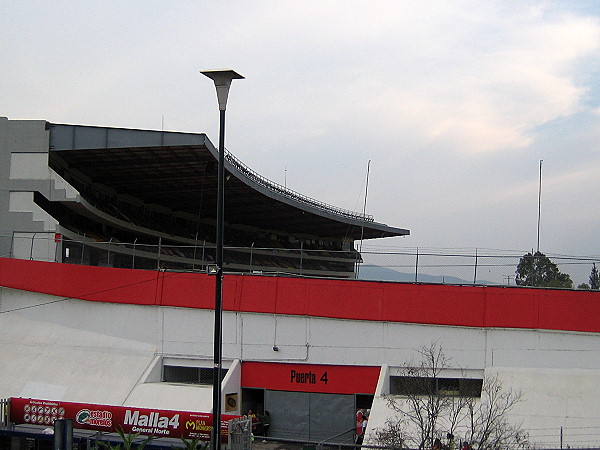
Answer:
(374, 344, 528, 450)
(578, 283, 590, 290)
(515, 251, 573, 288)
(463, 377, 529, 450)
(376, 343, 461, 449)
(372, 417, 409, 449)
(590, 263, 600, 290)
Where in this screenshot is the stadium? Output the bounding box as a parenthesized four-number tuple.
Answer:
(0, 118, 407, 278)
(1, 117, 600, 449)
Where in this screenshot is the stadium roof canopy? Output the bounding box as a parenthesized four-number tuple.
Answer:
(48, 123, 409, 241)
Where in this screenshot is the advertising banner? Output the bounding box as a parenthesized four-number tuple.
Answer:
(9, 398, 239, 441)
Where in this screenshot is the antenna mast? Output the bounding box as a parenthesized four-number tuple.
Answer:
(537, 159, 543, 253)
(356, 160, 371, 278)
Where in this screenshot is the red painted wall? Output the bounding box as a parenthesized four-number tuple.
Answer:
(1, 257, 599, 333)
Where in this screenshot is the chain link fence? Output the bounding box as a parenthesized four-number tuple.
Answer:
(2, 233, 599, 288)
(228, 416, 253, 450)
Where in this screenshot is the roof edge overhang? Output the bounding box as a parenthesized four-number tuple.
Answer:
(48, 122, 208, 151)
(201, 139, 409, 239)
(47, 122, 409, 239)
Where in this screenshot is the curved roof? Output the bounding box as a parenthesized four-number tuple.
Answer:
(48, 123, 409, 240)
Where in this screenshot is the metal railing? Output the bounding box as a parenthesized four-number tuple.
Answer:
(2, 232, 358, 276)
(225, 149, 374, 223)
(228, 417, 252, 450)
(254, 425, 600, 450)
(0, 398, 10, 429)
(358, 246, 600, 288)
(3, 233, 600, 288)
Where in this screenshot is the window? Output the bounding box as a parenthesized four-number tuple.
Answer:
(391, 376, 435, 396)
(162, 366, 228, 385)
(390, 376, 482, 397)
(459, 378, 483, 397)
(437, 377, 460, 395)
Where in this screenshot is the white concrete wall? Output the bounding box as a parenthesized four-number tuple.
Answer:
(222, 359, 242, 415)
(2, 286, 600, 446)
(9, 153, 51, 180)
(0, 119, 80, 262)
(0, 303, 156, 405)
(367, 365, 600, 449)
(4, 286, 600, 373)
(0, 119, 51, 259)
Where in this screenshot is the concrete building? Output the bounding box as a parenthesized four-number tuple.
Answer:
(1, 117, 600, 449)
(1, 258, 600, 447)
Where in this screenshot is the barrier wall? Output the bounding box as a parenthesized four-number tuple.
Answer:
(1, 257, 599, 333)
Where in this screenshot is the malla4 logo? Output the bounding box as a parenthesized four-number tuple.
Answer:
(124, 410, 180, 430)
(76, 409, 113, 427)
(185, 419, 211, 432)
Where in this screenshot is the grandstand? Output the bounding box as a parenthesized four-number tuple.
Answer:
(0, 118, 408, 277)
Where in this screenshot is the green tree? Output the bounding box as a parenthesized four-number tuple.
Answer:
(515, 251, 573, 288)
(589, 263, 600, 290)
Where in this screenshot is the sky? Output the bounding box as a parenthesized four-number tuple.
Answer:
(2, 1, 600, 284)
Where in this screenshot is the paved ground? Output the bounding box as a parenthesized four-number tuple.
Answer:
(251, 440, 305, 450)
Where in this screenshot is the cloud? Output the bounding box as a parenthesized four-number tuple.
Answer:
(377, 8, 600, 155)
(233, 2, 600, 157)
(2, 0, 600, 260)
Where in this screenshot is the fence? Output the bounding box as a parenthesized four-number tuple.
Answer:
(2, 233, 599, 288)
(0, 398, 8, 428)
(248, 427, 600, 450)
(358, 246, 600, 288)
(228, 417, 252, 450)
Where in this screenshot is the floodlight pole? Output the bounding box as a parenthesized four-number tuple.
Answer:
(536, 159, 543, 254)
(201, 69, 244, 450)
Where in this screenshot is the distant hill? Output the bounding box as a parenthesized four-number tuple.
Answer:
(356, 264, 482, 285)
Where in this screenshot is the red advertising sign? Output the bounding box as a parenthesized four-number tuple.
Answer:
(9, 398, 239, 441)
(241, 362, 381, 394)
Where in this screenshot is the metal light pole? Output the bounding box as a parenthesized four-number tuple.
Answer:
(201, 69, 244, 450)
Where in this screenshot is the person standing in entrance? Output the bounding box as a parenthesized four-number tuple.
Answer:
(247, 409, 257, 433)
(261, 411, 270, 438)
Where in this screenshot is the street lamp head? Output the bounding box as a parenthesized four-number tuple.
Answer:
(201, 69, 244, 111)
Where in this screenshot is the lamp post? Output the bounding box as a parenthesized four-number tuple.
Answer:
(201, 69, 244, 450)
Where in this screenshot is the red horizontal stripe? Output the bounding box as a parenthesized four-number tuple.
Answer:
(1, 257, 599, 333)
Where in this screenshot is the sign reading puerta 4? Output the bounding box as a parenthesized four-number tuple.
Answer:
(9, 398, 239, 440)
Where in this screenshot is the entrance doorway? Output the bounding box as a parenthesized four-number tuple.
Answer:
(263, 390, 355, 443)
(356, 393, 374, 411)
(241, 387, 264, 416)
